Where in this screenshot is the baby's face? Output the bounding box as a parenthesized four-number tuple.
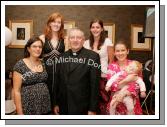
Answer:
(126, 62, 138, 74)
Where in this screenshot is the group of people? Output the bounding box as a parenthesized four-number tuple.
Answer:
(12, 12, 147, 115)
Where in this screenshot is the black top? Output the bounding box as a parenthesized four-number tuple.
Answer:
(43, 38, 65, 106)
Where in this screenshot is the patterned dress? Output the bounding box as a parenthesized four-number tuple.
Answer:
(106, 60, 143, 115)
(43, 38, 65, 106)
(13, 59, 51, 115)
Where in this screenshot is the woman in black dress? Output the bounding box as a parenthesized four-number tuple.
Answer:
(39, 12, 65, 109)
(13, 36, 51, 115)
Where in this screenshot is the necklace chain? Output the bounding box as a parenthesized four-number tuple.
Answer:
(29, 58, 42, 71)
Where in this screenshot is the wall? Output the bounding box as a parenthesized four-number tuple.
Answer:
(5, 5, 153, 71)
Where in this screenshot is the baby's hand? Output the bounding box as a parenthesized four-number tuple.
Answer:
(140, 91, 146, 98)
(113, 93, 124, 102)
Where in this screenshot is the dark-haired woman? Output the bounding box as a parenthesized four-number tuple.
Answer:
(13, 36, 51, 115)
(83, 19, 114, 114)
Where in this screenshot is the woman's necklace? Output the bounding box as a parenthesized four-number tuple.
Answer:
(29, 58, 42, 72)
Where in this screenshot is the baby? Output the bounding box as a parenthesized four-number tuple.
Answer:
(105, 60, 146, 115)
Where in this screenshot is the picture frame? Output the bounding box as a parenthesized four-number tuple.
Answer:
(64, 21, 75, 36)
(104, 22, 115, 44)
(64, 21, 75, 51)
(131, 24, 151, 51)
(8, 20, 33, 48)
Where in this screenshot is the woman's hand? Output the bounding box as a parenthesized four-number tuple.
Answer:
(140, 91, 146, 98)
(118, 74, 138, 88)
(105, 86, 110, 92)
(88, 111, 96, 115)
(17, 112, 24, 115)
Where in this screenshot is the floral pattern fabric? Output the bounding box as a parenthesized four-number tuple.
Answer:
(106, 60, 143, 115)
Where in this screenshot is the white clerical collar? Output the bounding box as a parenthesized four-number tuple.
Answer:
(71, 47, 83, 56)
(72, 52, 77, 56)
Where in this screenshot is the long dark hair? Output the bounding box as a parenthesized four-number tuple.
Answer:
(24, 36, 43, 58)
(89, 19, 106, 50)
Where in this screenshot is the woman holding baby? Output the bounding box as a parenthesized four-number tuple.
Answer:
(105, 39, 146, 115)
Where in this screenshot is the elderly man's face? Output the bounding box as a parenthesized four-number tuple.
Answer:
(68, 30, 84, 52)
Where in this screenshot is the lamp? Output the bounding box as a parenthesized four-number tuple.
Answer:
(144, 7, 155, 38)
(142, 7, 155, 114)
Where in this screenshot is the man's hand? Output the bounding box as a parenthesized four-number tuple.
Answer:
(88, 111, 96, 115)
(53, 105, 59, 115)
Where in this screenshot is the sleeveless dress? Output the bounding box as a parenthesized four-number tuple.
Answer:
(13, 59, 51, 115)
(43, 38, 65, 106)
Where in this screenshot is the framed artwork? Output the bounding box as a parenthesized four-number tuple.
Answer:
(64, 21, 75, 51)
(64, 21, 75, 36)
(8, 20, 33, 48)
(131, 24, 151, 51)
(104, 22, 115, 44)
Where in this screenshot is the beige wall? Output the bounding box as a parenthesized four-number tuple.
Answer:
(5, 5, 153, 71)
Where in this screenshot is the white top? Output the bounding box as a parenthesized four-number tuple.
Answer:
(83, 38, 113, 77)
